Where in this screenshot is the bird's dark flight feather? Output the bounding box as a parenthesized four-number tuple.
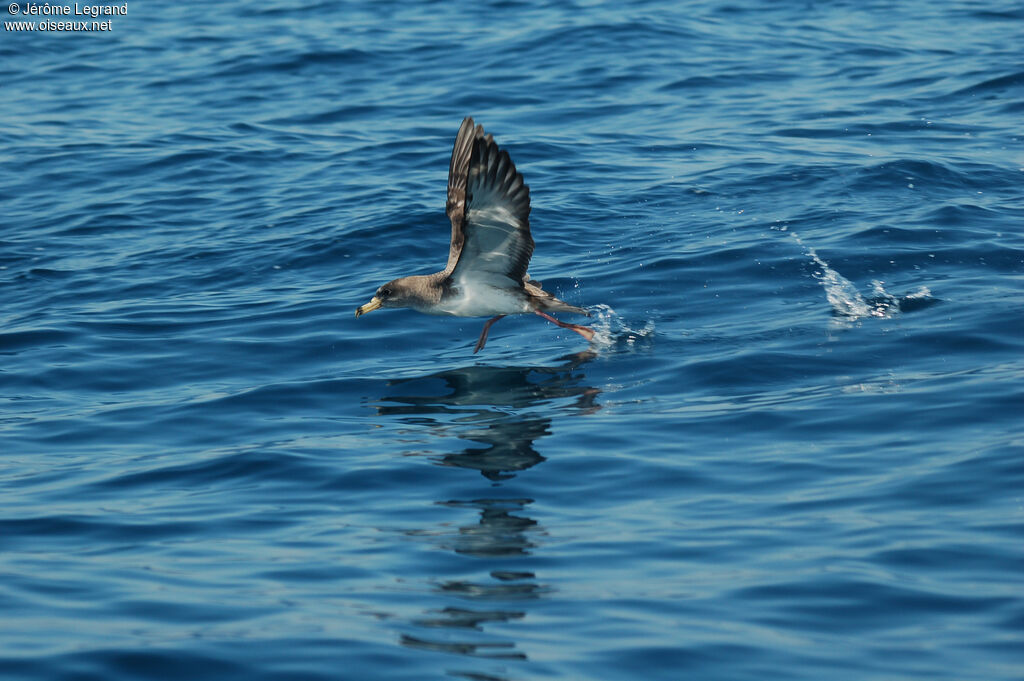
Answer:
(444, 117, 534, 289)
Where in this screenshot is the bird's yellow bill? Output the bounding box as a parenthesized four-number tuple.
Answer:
(355, 297, 382, 318)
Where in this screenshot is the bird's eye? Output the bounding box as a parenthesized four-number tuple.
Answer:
(381, 288, 392, 298)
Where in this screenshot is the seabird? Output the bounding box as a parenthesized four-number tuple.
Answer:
(355, 117, 595, 353)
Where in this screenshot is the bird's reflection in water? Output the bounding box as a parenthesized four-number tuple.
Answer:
(372, 351, 598, 674)
(398, 501, 552, 671)
(436, 498, 538, 558)
(376, 350, 599, 480)
(401, 567, 546, 665)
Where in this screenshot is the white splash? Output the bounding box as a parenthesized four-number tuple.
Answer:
(807, 247, 874, 319)
(587, 303, 656, 349)
(778, 226, 936, 324)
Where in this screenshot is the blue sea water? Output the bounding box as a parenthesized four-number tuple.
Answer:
(2, 1, 1023, 679)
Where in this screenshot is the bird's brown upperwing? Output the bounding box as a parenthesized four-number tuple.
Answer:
(444, 117, 477, 273)
(443, 118, 534, 288)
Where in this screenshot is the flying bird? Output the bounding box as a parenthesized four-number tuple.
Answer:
(355, 117, 594, 353)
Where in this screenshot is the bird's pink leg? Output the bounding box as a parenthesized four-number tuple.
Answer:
(474, 315, 506, 353)
(534, 310, 595, 341)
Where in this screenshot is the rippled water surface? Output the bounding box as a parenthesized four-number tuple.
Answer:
(2, 1, 1023, 679)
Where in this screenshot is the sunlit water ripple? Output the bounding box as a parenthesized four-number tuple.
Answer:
(2, 1, 1022, 680)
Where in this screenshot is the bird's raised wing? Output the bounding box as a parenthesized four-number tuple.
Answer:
(443, 119, 533, 288)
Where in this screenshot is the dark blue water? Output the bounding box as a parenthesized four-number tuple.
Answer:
(2, 1, 1023, 679)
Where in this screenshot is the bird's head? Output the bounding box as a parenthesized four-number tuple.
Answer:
(354, 278, 415, 317)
